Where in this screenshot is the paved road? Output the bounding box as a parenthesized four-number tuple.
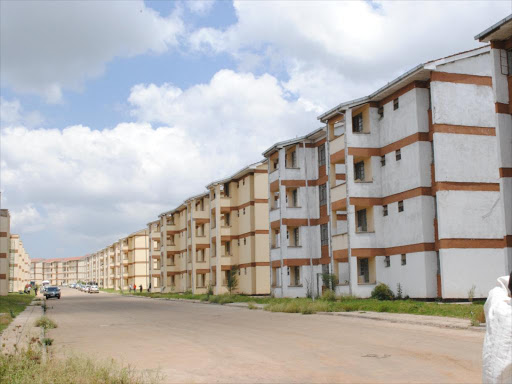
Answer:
(48, 288, 484, 383)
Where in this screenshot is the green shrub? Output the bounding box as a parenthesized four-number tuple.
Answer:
(42, 338, 53, 346)
(321, 290, 337, 302)
(247, 303, 257, 310)
(35, 316, 57, 330)
(371, 283, 394, 301)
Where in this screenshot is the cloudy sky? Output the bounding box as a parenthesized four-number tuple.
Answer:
(0, 1, 510, 259)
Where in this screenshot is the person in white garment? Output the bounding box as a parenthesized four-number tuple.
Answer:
(482, 272, 512, 384)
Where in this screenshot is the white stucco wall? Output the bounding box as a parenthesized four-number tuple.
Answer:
(433, 133, 499, 183)
(437, 190, 503, 239)
(374, 196, 435, 248)
(440, 248, 508, 298)
(375, 252, 437, 298)
(436, 52, 491, 77)
(431, 82, 495, 128)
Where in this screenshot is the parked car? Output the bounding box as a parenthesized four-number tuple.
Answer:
(83, 285, 91, 293)
(89, 285, 99, 294)
(44, 286, 61, 300)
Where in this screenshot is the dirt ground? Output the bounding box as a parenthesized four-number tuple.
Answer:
(48, 288, 484, 383)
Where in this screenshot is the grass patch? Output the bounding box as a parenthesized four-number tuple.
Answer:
(265, 296, 485, 320)
(0, 293, 34, 333)
(35, 316, 57, 330)
(0, 348, 163, 384)
(117, 290, 485, 322)
(247, 303, 258, 310)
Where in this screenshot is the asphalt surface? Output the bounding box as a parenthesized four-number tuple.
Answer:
(48, 288, 484, 383)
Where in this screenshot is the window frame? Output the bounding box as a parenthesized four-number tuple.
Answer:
(356, 209, 368, 232)
(354, 161, 365, 181)
(352, 113, 363, 133)
(320, 223, 328, 246)
(319, 184, 327, 206)
(318, 144, 326, 166)
(393, 98, 399, 110)
(398, 200, 404, 213)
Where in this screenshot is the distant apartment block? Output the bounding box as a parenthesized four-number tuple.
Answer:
(154, 161, 270, 295)
(9, 235, 31, 292)
(263, 129, 335, 297)
(0, 210, 10, 295)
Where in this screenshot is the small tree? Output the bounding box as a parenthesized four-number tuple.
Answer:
(396, 283, 403, 300)
(322, 273, 338, 292)
(227, 265, 239, 294)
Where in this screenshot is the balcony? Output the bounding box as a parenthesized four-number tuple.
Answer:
(330, 134, 345, 164)
(332, 233, 348, 252)
(331, 183, 347, 210)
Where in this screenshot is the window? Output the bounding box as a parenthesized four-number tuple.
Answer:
(320, 224, 328, 246)
(243, 208, 246, 215)
(354, 161, 365, 181)
(288, 149, 297, 168)
(273, 158, 279, 170)
(294, 227, 300, 246)
(292, 189, 298, 207)
(225, 241, 231, 256)
(385, 256, 390, 268)
(358, 258, 369, 283)
(393, 98, 399, 110)
(398, 200, 404, 213)
(223, 182, 230, 197)
(378, 106, 384, 118)
(352, 113, 363, 133)
(356, 209, 367, 232)
(380, 155, 386, 166)
(401, 254, 407, 266)
(383, 205, 388, 217)
(318, 144, 326, 166)
(224, 213, 230, 226)
(395, 149, 401, 161)
(290, 266, 301, 286)
(244, 238, 247, 245)
(319, 184, 327, 206)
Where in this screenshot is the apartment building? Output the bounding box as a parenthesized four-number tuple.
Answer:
(476, 15, 512, 290)
(158, 192, 210, 293)
(207, 162, 270, 295)
(148, 219, 162, 290)
(0, 210, 10, 295)
(156, 162, 269, 295)
(263, 128, 336, 298)
(9, 235, 31, 292)
(317, 44, 508, 299)
(30, 258, 44, 285)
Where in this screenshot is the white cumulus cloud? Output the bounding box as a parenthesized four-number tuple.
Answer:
(0, 0, 184, 103)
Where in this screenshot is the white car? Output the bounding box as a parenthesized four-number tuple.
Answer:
(89, 285, 99, 294)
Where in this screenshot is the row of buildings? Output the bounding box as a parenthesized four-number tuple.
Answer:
(31, 16, 512, 299)
(0, 210, 32, 295)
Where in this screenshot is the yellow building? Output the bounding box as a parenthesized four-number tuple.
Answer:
(0, 210, 10, 295)
(155, 161, 270, 295)
(9, 235, 31, 292)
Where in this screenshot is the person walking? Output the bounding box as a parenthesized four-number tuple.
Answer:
(139, 284, 142, 293)
(34, 285, 38, 296)
(148, 282, 151, 293)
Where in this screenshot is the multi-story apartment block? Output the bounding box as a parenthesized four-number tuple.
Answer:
(476, 15, 512, 292)
(148, 219, 162, 290)
(30, 258, 44, 285)
(317, 44, 508, 299)
(155, 162, 269, 295)
(207, 162, 270, 295)
(0, 210, 10, 295)
(263, 128, 336, 298)
(9, 235, 31, 292)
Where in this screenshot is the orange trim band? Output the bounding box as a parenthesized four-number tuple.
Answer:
(431, 72, 492, 87)
(432, 124, 495, 136)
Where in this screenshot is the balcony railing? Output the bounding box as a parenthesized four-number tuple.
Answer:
(331, 183, 347, 203)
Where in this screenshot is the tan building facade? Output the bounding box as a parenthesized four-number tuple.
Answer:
(9, 235, 31, 292)
(154, 161, 270, 295)
(0, 210, 10, 295)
